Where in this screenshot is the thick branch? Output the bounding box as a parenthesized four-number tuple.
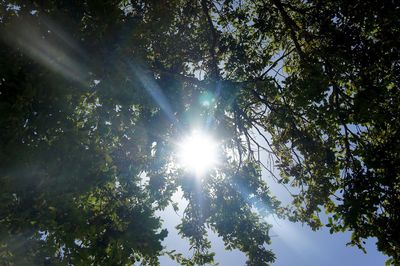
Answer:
(270, 0, 304, 58)
(201, 0, 220, 79)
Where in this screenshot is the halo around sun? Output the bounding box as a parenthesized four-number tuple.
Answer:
(177, 130, 218, 176)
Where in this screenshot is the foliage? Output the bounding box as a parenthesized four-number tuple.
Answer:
(0, 0, 399, 265)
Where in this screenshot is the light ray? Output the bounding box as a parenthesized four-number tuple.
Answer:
(130, 63, 176, 122)
(2, 16, 89, 85)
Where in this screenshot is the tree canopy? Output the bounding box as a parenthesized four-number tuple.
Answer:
(0, 0, 399, 265)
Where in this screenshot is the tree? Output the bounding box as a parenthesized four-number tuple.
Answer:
(0, 0, 399, 265)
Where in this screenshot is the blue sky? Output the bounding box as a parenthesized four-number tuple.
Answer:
(158, 198, 387, 265)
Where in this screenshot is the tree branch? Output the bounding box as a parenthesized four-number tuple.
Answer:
(201, 0, 220, 79)
(270, 0, 305, 58)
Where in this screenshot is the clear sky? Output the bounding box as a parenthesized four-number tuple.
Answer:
(157, 157, 388, 266)
(158, 199, 387, 265)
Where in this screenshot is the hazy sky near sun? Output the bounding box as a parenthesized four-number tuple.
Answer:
(158, 191, 387, 266)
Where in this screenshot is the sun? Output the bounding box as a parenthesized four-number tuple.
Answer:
(177, 130, 218, 176)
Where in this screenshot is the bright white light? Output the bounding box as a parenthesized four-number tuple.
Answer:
(177, 130, 218, 176)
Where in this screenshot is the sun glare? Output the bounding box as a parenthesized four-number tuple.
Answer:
(177, 130, 218, 176)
